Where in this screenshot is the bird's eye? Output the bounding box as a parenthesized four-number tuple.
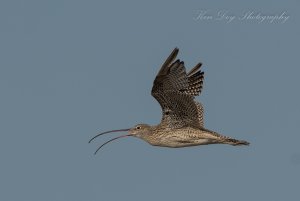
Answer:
(136, 126, 141, 130)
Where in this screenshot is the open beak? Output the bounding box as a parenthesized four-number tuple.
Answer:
(89, 128, 131, 155)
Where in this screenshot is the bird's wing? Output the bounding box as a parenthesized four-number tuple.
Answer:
(195, 101, 204, 127)
(151, 48, 204, 129)
(186, 63, 204, 96)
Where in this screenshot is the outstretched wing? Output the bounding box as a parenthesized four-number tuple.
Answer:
(151, 48, 205, 129)
(186, 63, 204, 96)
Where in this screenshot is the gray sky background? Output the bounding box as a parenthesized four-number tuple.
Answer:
(1, 1, 299, 201)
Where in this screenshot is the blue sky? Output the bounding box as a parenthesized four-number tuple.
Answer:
(0, 1, 299, 201)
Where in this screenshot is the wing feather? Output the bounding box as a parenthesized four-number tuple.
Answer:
(151, 48, 205, 129)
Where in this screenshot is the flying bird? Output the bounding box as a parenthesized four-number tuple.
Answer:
(89, 48, 249, 154)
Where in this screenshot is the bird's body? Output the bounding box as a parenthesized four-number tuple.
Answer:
(89, 48, 249, 154)
(138, 126, 229, 147)
(130, 124, 249, 148)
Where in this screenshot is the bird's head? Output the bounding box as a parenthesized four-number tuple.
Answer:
(128, 123, 152, 137)
(89, 123, 152, 154)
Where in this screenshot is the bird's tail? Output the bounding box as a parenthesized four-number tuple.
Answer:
(202, 128, 250, 146)
(224, 138, 250, 146)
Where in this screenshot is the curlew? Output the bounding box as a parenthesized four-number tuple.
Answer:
(89, 48, 249, 154)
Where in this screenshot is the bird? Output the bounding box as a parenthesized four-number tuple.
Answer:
(89, 48, 249, 154)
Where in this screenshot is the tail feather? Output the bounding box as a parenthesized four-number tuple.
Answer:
(225, 138, 250, 146)
(201, 128, 250, 146)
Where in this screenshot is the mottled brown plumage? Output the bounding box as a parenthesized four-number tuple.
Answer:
(89, 48, 249, 154)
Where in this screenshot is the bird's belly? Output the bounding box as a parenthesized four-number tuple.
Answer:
(150, 133, 215, 148)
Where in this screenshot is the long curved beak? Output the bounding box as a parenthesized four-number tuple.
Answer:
(92, 134, 132, 155)
(89, 128, 131, 155)
(88, 128, 130, 143)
